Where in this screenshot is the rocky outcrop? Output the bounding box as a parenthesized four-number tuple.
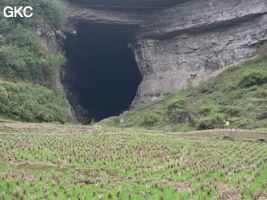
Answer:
(66, 0, 267, 107)
(66, 4, 142, 25)
(32, 24, 74, 116)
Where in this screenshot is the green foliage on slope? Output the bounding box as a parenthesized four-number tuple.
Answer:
(0, 0, 66, 85)
(0, 0, 73, 122)
(0, 0, 66, 29)
(103, 44, 267, 131)
(0, 81, 73, 123)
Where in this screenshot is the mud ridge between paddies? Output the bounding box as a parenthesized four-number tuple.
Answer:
(0, 122, 266, 139)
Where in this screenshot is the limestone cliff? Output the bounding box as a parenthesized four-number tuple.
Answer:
(66, 0, 267, 107)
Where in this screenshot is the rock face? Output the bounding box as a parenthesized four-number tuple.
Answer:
(66, 0, 267, 107)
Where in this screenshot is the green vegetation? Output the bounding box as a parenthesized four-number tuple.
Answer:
(0, 124, 266, 199)
(0, 0, 66, 29)
(0, 81, 73, 123)
(0, 0, 66, 84)
(0, 0, 73, 123)
(104, 44, 267, 131)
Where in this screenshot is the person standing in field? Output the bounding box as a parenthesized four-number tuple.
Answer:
(120, 118, 125, 128)
(225, 120, 230, 129)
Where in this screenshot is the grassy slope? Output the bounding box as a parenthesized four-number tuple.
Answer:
(102, 44, 267, 131)
(0, 123, 266, 199)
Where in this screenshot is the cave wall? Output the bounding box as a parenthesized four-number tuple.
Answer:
(66, 0, 267, 108)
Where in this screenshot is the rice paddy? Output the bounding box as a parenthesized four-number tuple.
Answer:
(0, 123, 266, 199)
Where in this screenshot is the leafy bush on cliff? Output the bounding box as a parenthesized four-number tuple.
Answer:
(219, 105, 243, 117)
(198, 114, 224, 130)
(238, 70, 267, 88)
(0, 81, 73, 122)
(168, 98, 185, 109)
(0, 0, 66, 85)
(0, 0, 72, 123)
(141, 113, 160, 126)
(0, 0, 66, 29)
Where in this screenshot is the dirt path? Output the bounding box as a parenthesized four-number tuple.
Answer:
(181, 129, 267, 140)
(0, 123, 266, 140)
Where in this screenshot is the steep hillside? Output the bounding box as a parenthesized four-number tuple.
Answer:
(0, 0, 73, 123)
(102, 44, 267, 131)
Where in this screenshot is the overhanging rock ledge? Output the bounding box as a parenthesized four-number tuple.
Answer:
(66, 0, 267, 107)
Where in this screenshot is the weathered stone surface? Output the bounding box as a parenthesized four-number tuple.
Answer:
(132, 16, 267, 105)
(66, 0, 267, 107)
(66, 3, 142, 25)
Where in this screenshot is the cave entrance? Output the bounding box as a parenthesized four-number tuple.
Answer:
(63, 22, 142, 124)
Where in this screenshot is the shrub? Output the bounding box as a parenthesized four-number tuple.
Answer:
(0, 44, 66, 86)
(238, 70, 267, 88)
(37, 0, 66, 29)
(141, 113, 160, 126)
(0, 0, 69, 122)
(168, 98, 185, 109)
(256, 112, 267, 120)
(246, 104, 255, 112)
(197, 106, 215, 116)
(256, 138, 266, 143)
(198, 114, 224, 130)
(198, 119, 213, 130)
(222, 136, 235, 141)
(254, 87, 267, 98)
(219, 106, 243, 117)
(0, 82, 73, 123)
(0, 0, 66, 85)
(168, 109, 196, 126)
(0, 0, 66, 29)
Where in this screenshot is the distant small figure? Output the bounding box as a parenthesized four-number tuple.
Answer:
(120, 118, 125, 128)
(71, 30, 77, 35)
(190, 73, 197, 78)
(224, 120, 230, 129)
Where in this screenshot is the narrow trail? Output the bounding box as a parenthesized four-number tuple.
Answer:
(0, 122, 266, 140)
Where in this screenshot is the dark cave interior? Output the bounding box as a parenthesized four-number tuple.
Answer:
(63, 22, 142, 123)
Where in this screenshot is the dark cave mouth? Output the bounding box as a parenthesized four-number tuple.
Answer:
(63, 22, 142, 124)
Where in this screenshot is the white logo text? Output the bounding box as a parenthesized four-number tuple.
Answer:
(3, 6, 33, 18)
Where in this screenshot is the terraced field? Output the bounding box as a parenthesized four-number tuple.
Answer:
(0, 123, 266, 199)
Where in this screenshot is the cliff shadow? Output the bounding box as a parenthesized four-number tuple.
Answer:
(63, 22, 142, 124)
